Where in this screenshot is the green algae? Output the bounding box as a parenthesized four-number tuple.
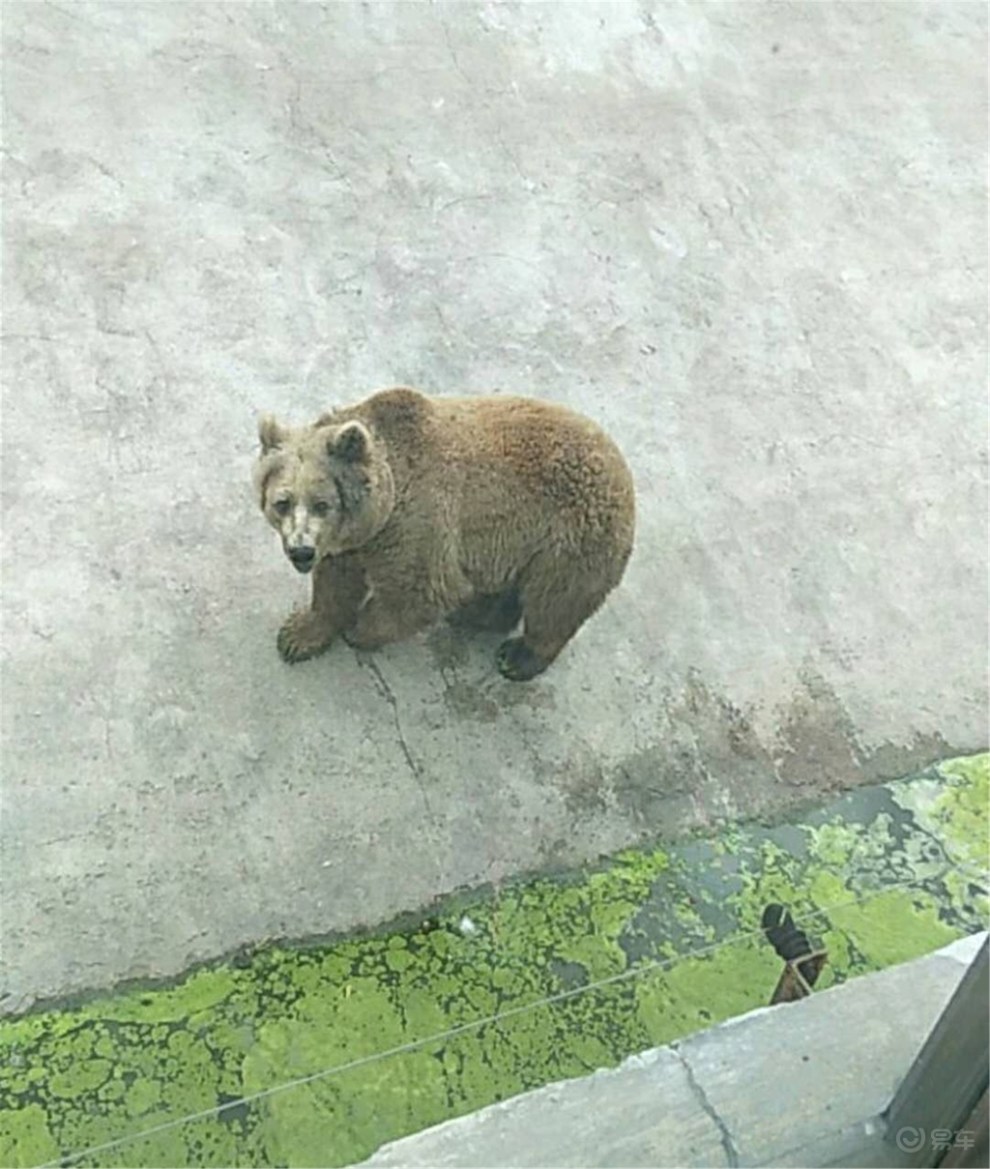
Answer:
(2, 755, 987, 1169)
(1, 1105, 61, 1168)
(895, 752, 989, 873)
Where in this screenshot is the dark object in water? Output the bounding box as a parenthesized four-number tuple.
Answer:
(762, 903, 828, 1005)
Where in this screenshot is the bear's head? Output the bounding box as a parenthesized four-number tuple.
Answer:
(253, 415, 396, 573)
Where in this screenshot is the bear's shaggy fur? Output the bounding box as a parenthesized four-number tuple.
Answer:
(253, 388, 635, 680)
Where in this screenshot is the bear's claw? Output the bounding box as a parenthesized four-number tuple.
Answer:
(276, 612, 333, 664)
(496, 637, 548, 682)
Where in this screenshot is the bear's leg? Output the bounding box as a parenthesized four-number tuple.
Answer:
(496, 638, 549, 682)
(342, 586, 440, 651)
(277, 556, 366, 664)
(496, 565, 611, 681)
(448, 589, 522, 633)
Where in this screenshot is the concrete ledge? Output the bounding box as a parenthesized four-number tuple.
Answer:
(356, 932, 987, 1169)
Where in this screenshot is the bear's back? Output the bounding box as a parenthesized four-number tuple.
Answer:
(348, 389, 630, 502)
(440, 394, 632, 523)
(339, 389, 633, 563)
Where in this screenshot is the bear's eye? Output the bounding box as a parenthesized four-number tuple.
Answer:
(273, 498, 292, 516)
(312, 501, 330, 517)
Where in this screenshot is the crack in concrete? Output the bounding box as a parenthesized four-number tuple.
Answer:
(674, 1045, 740, 1167)
(363, 658, 434, 819)
(436, 9, 475, 98)
(434, 10, 532, 190)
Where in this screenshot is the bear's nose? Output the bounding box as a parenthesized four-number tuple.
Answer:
(289, 546, 315, 568)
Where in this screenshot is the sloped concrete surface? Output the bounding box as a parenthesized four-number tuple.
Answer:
(2, 2, 987, 1010)
(357, 932, 987, 1168)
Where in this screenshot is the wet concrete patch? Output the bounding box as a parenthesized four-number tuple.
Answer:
(1, 755, 986, 1168)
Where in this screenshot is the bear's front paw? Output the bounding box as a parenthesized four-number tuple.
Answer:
(276, 611, 335, 664)
(496, 638, 548, 682)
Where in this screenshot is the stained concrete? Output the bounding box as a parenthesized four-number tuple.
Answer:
(1, 2, 987, 1011)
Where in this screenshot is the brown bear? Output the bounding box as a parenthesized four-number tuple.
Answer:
(253, 388, 635, 681)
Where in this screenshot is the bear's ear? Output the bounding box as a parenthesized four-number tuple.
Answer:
(258, 414, 288, 453)
(329, 421, 371, 464)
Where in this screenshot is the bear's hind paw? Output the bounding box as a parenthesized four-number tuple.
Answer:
(496, 638, 549, 682)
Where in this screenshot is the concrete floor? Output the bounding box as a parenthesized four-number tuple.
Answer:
(2, 1, 987, 1013)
